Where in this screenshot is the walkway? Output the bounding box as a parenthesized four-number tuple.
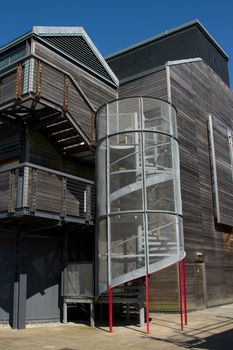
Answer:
(0, 304, 233, 349)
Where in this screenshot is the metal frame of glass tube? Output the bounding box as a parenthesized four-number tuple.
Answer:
(96, 96, 185, 298)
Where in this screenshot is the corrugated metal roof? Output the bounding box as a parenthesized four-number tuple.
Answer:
(34, 27, 118, 86)
(0, 26, 119, 87)
(42, 35, 112, 81)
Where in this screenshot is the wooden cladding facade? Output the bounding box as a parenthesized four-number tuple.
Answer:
(118, 60, 233, 310)
(169, 60, 233, 309)
(208, 115, 233, 227)
(33, 41, 117, 109)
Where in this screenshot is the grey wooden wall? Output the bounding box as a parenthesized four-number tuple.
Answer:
(118, 60, 233, 311)
(169, 60, 233, 309)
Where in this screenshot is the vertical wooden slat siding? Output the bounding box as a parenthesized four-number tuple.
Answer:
(169, 60, 233, 308)
(0, 172, 9, 211)
(0, 128, 21, 161)
(118, 59, 233, 311)
(149, 264, 179, 311)
(29, 130, 64, 171)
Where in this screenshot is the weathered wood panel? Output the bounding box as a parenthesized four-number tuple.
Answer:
(0, 172, 9, 211)
(119, 69, 168, 100)
(209, 116, 233, 226)
(0, 71, 17, 105)
(29, 130, 64, 171)
(0, 127, 20, 161)
(33, 41, 117, 109)
(149, 264, 179, 311)
(118, 60, 233, 311)
(169, 60, 233, 308)
(35, 171, 63, 214)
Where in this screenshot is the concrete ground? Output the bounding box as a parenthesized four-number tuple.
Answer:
(1, 304, 233, 350)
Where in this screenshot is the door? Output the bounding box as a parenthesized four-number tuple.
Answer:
(194, 262, 207, 309)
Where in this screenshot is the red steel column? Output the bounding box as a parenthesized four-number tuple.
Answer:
(182, 259, 188, 325)
(178, 261, 183, 331)
(109, 286, 113, 333)
(145, 272, 150, 334)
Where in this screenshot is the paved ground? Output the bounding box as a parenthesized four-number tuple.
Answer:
(1, 304, 233, 350)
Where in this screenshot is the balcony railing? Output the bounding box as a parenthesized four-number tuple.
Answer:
(0, 54, 95, 143)
(0, 162, 95, 223)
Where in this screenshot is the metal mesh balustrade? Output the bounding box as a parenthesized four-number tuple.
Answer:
(96, 97, 184, 295)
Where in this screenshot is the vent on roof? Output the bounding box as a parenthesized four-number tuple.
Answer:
(43, 35, 113, 82)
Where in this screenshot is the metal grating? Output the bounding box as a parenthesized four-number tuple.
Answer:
(43, 36, 113, 82)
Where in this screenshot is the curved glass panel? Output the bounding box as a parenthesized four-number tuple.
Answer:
(96, 97, 184, 294)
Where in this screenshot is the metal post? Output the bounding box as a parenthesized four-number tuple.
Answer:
(106, 103, 112, 333)
(145, 273, 150, 334)
(126, 303, 130, 321)
(63, 298, 67, 323)
(90, 302, 95, 327)
(109, 285, 113, 333)
(139, 298, 145, 328)
(182, 259, 187, 325)
(140, 97, 150, 335)
(12, 228, 27, 329)
(178, 261, 183, 331)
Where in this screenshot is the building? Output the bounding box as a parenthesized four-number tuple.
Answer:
(0, 20, 232, 329)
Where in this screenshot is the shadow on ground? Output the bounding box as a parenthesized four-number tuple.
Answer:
(144, 315, 233, 350)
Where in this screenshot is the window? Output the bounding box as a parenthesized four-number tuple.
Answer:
(0, 45, 26, 71)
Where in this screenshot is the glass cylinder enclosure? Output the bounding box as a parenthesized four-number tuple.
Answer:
(96, 97, 184, 295)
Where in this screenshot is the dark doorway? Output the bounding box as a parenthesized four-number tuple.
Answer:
(194, 262, 207, 309)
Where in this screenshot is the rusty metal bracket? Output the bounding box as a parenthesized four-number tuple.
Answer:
(63, 75, 69, 113)
(61, 177, 67, 219)
(91, 111, 96, 145)
(30, 168, 37, 213)
(16, 63, 23, 100)
(8, 170, 16, 213)
(35, 61, 43, 98)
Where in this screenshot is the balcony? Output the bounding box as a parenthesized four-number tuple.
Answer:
(0, 162, 95, 225)
(0, 55, 96, 159)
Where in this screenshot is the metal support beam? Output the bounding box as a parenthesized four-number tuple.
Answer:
(109, 285, 113, 333)
(90, 302, 95, 327)
(12, 228, 27, 329)
(178, 261, 183, 331)
(139, 297, 145, 328)
(145, 273, 150, 334)
(182, 259, 188, 325)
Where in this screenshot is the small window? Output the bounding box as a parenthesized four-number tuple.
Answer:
(213, 56, 216, 63)
(0, 45, 26, 71)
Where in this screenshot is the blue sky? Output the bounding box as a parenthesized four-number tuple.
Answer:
(1, 0, 232, 85)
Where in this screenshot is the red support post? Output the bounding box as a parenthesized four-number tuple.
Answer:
(109, 285, 113, 333)
(182, 259, 188, 325)
(145, 272, 150, 334)
(178, 261, 183, 331)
